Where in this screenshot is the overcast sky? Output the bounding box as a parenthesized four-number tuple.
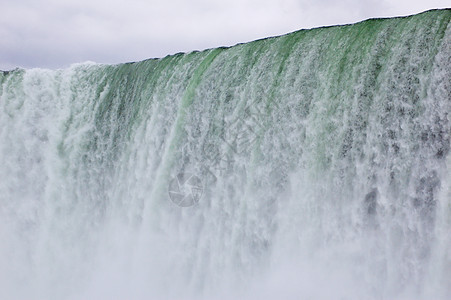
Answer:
(0, 0, 449, 70)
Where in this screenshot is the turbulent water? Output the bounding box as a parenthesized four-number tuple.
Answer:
(1, 9, 450, 300)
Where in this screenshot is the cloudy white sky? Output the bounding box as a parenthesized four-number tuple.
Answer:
(0, 0, 449, 70)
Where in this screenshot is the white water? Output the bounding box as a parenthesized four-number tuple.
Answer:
(0, 10, 450, 300)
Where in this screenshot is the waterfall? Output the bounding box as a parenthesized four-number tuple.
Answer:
(1, 9, 450, 300)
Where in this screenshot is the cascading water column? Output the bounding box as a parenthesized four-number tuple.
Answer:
(0, 9, 450, 300)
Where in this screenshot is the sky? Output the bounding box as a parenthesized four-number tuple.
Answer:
(0, 0, 449, 70)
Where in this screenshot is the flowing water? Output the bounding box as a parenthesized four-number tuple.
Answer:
(1, 9, 450, 300)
